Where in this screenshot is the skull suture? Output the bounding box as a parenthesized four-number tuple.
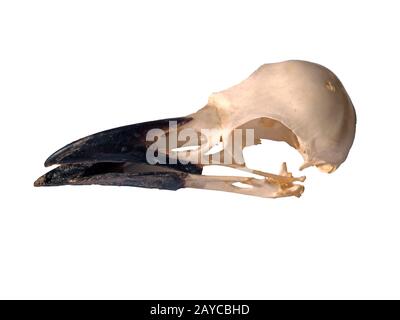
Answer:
(35, 60, 356, 198)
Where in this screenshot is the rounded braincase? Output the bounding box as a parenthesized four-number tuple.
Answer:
(208, 60, 356, 172)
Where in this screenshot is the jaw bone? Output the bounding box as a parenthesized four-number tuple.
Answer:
(35, 60, 356, 198)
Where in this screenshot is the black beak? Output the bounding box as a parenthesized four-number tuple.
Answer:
(44, 117, 192, 167)
(34, 162, 192, 190)
(35, 117, 202, 190)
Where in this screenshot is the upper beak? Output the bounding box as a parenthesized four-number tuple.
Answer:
(43, 116, 192, 167)
(35, 116, 203, 189)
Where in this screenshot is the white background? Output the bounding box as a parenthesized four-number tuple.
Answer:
(0, 0, 399, 299)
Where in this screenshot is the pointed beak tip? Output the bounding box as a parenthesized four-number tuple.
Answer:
(34, 176, 45, 187)
(44, 153, 59, 167)
(44, 159, 54, 168)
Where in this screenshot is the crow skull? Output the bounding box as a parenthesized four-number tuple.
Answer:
(35, 60, 356, 198)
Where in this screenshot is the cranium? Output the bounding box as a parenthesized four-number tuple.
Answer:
(35, 60, 356, 198)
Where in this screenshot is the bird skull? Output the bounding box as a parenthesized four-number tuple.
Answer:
(35, 60, 356, 198)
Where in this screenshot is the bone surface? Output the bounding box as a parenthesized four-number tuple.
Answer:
(35, 60, 356, 199)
